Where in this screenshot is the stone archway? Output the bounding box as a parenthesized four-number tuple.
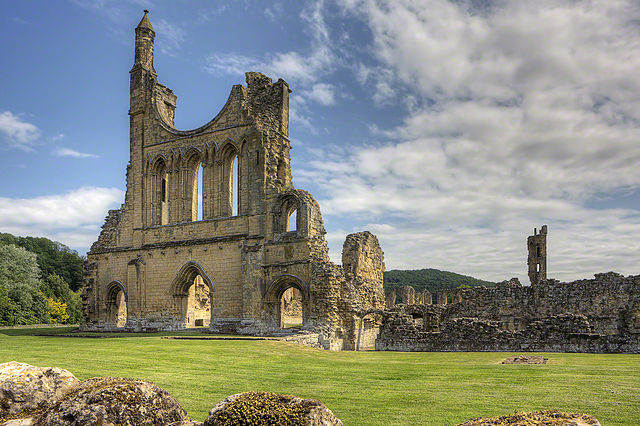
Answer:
(106, 281, 127, 328)
(171, 261, 214, 329)
(263, 275, 310, 330)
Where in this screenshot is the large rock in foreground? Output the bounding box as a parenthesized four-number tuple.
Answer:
(34, 377, 192, 425)
(0, 361, 80, 422)
(204, 392, 343, 426)
(458, 410, 601, 425)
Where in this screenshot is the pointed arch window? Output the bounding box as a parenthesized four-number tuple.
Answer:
(184, 150, 203, 222)
(152, 158, 169, 226)
(221, 144, 239, 217)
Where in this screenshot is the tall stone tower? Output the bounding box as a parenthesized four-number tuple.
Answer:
(527, 225, 547, 285)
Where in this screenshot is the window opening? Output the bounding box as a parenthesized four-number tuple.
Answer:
(197, 163, 203, 221)
(232, 155, 239, 216)
(288, 208, 297, 232)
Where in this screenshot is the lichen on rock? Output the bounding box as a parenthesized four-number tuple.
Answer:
(204, 391, 343, 426)
(458, 410, 601, 425)
(0, 361, 79, 423)
(34, 377, 192, 425)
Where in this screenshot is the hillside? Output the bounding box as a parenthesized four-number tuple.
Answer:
(384, 268, 495, 294)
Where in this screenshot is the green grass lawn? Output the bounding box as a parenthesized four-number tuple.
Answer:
(1, 328, 638, 425)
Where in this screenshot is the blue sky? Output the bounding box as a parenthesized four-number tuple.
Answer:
(2, 0, 640, 283)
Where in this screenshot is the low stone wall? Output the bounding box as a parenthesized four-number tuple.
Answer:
(376, 272, 640, 353)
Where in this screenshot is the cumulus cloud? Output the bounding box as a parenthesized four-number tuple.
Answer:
(0, 111, 41, 151)
(0, 187, 124, 253)
(154, 18, 185, 56)
(301, 83, 336, 106)
(298, 0, 640, 282)
(204, 0, 337, 126)
(53, 147, 99, 158)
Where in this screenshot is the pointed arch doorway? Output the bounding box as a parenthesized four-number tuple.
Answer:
(171, 261, 214, 328)
(264, 275, 310, 330)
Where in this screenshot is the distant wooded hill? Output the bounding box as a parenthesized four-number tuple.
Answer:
(384, 268, 495, 294)
(0, 233, 84, 292)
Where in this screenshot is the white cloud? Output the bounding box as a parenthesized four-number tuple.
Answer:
(0, 187, 124, 253)
(154, 18, 185, 56)
(204, 1, 335, 87)
(301, 83, 336, 106)
(299, 0, 640, 282)
(50, 133, 65, 141)
(0, 111, 41, 151)
(264, 2, 283, 21)
(53, 147, 99, 158)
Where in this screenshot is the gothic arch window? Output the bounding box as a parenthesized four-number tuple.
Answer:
(220, 143, 239, 217)
(184, 149, 203, 222)
(280, 196, 299, 234)
(151, 156, 169, 226)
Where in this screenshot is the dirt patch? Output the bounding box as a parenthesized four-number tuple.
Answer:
(458, 410, 600, 425)
(502, 355, 548, 364)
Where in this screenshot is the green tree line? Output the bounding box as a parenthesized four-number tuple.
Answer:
(384, 268, 495, 294)
(0, 233, 84, 326)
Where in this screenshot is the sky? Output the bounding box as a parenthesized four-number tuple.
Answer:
(1, 0, 640, 284)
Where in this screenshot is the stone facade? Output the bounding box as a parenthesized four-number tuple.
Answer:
(376, 273, 640, 353)
(82, 11, 385, 351)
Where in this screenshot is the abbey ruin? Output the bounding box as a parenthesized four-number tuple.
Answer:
(82, 11, 385, 350)
(380, 227, 640, 353)
(84, 12, 639, 353)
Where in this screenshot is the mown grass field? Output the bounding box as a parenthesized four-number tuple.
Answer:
(1, 327, 639, 425)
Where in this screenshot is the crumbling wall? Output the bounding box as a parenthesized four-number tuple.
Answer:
(90, 207, 123, 252)
(376, 272, 640, 353)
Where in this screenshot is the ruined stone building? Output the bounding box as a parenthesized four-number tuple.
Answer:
(527, 225, 547, 285)
(83, 12, 638, 354)
(377, 227, 640, 353)
(83, 11, 386, 350)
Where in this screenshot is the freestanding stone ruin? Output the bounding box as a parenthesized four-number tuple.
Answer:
(527, 225, 547, 285)
(82, 11, 385, 350)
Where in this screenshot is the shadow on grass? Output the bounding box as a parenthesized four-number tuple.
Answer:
(0, 325, 271, 339)
(0, 326, 79, 336)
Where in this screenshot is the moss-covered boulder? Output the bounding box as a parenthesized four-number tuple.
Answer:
(0, 361, 80, 422)
(458, 410, 601, 425)
(34, 377, 193, 425)
(204, 391, 343, 425)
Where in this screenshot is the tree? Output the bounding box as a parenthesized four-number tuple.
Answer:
(0, 233, 84, 291)
(47, 297, 70, 324)
(0, 244, 49, 324)
(40, 274, 83, 324)
(0, 286, 18, 326)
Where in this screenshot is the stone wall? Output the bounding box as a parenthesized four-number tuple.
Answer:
(376, 272, 640, 353)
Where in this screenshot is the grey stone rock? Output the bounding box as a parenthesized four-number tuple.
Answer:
(0, 361, 79, 422)
(34, 377, 192, 425)
(204, 391, 343, 426)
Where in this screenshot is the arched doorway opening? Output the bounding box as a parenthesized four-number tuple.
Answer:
(171, 262, 214, 329)
(186, 274, 211, 327)
(264, 275, 309, 330)
(106, 281, 127, 328)
(280, 287, 303, 329)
